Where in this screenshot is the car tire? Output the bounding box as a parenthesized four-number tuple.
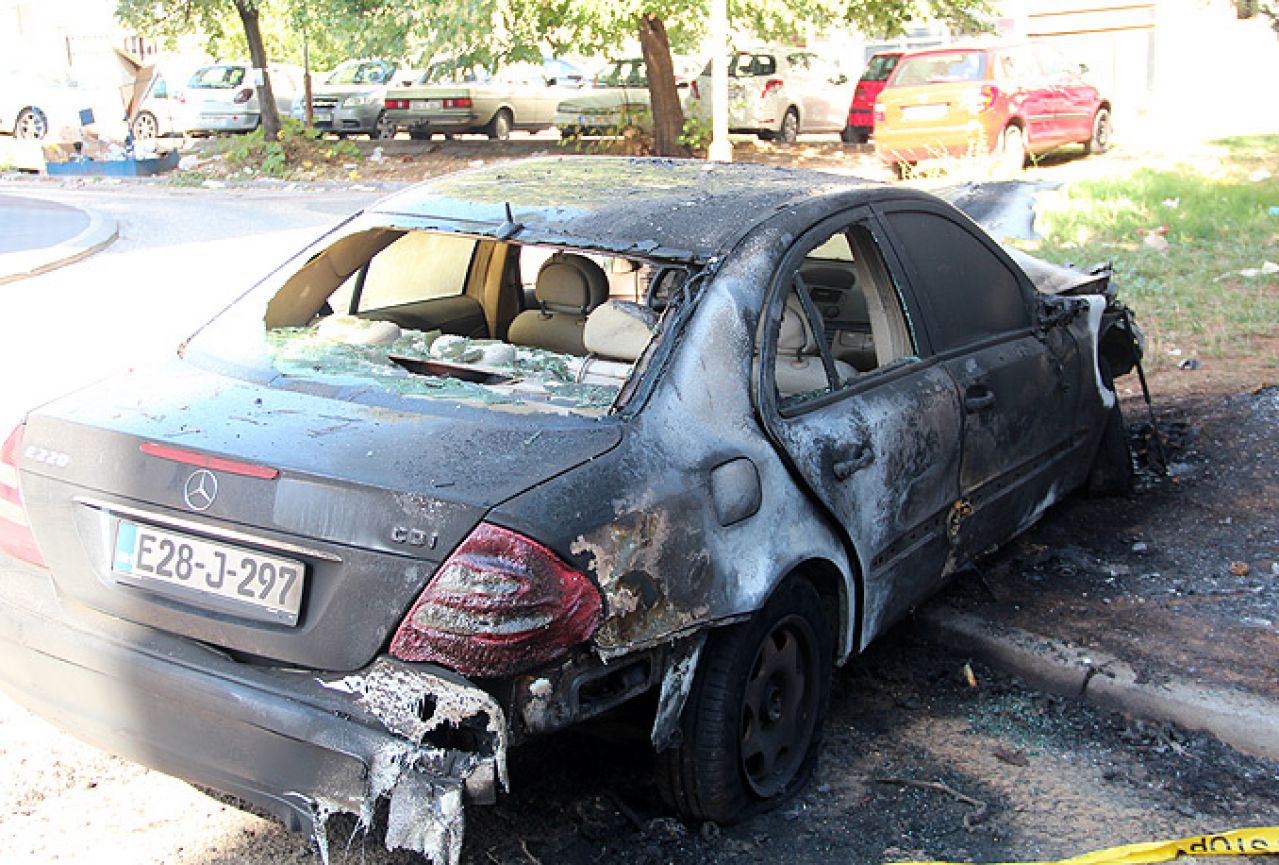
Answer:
(998, 124, 1026, 172)
(372, 111, 395, 140)
(131, 111, 159, 141)
(778, 109, 799, 144)
(840, 124, 868, 144)
(14, 107, 48, 140)
(487, 108, 513, 141)
(1084, 107, 1112, 155)
(658, 577, 832, 824)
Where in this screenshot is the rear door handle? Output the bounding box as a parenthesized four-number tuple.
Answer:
(964, 385, 995, 413)
(833, 441, 875, 480)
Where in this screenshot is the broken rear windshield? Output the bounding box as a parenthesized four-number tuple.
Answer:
(184, 217, 689, 418)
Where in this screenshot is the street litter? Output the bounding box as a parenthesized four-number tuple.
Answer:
(1177, 358, 1202, 371)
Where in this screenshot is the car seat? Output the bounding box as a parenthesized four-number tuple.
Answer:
(508, 252, 609, 355)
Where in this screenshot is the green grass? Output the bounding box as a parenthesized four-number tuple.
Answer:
(1025, 135, 1279, 363)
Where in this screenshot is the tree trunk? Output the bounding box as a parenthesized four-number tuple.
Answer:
(638, 13, 690, 158)
(234, 0, 280, 141)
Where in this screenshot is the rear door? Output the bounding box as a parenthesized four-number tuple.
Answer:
(879, 202, 1083, 561)
(755, 209, 963, 640)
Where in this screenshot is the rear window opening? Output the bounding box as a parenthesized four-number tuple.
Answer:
(194, 224, 693, 417)
(891, 52, 988, 87)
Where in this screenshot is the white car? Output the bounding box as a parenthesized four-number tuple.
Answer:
(0, 69, 126, 141)
(183, 63, 304, 135)
(554, 58, 694, 137)
(687, 49, 853, 143)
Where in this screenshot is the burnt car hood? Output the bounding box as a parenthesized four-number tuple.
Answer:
(16, 360, 621, 670)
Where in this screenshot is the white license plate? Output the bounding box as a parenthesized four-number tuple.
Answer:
(901, 103, 948, 121)
(412, 99, 444, 111)
(113, 521, 305, 625)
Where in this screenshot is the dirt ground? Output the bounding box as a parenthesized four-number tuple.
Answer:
(2, 139, 1277, 864)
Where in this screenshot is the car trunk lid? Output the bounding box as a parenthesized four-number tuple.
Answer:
(15, 361, 621, 671)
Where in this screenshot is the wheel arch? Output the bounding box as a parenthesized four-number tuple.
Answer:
(786, 555, 861, 666)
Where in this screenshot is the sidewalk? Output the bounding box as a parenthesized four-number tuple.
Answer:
(0, 193, 118, 283)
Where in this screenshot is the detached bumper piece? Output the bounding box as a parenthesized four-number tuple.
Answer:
(0, 562, 505, 865)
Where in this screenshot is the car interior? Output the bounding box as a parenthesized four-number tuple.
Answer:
(775, 225, 915, 400)
(259, 228, 676, 413)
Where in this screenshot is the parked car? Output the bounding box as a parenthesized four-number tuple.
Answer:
(873, 44, 1112, 173)
(687, 48, 853, 142)
(0, 157, 1141, 865)
(129, 66, 191, 140)
(290, 59, 413, 139)
(554, 58, 693, 137)
(182, 62, 304, 135)
(0, 69, 126, 141)
(384, 59, 581, 140)
(841, 51, 902, 143)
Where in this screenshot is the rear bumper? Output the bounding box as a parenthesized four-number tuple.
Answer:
(0, 557, 505, 855)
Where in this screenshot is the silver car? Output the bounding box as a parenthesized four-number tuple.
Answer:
(291, 59, 408, 139)
(184, 63, 303, 135)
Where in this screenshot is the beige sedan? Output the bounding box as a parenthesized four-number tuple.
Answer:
(384, 60, 581, 140)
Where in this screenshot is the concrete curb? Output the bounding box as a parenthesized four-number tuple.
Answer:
(920, 606, 1279, 763)
(0, 206, 119, 285)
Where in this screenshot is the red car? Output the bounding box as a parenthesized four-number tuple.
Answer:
(873, 44, 1112, 172)
(841, 51, 902, 144)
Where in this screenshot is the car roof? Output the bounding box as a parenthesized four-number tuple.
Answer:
(369, 157, 891, 263)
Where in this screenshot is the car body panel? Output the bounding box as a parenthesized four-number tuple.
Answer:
(291, 60, 411, 136)
(183, 63, 304, 135)
(874, 44, 1107, 164)
(385, 61, 577, 136)
(689, 49, 854, 136)
(846, 52, 902, 138)
(0, 157, 1135, 864)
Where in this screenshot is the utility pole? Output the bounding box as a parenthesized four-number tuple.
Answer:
(707, 0, 731, 162)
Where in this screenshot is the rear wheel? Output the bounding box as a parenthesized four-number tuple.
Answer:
(659, 578, 832, 823)
(998, 124, 1026, 172)
(131, 110, 159, 141)
(487, 108, 512, 141)
(14, 107, 47, 140)
(1083, 107, 1112, 155)
(777, 108, 799, 144)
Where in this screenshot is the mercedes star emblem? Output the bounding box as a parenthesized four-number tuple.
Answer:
(183, 469, 219, 511)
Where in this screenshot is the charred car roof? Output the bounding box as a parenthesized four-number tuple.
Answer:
(368, 156, 891, 262)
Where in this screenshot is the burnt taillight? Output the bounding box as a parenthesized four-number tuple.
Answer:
(0, 425, 46, 568)
(390, 522, 602, 678)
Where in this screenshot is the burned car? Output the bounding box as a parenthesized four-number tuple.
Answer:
(0, 158, 1139, 864)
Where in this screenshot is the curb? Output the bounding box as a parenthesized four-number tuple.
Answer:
(919, 606, 1279, 763)
(0, 206, 119, 285)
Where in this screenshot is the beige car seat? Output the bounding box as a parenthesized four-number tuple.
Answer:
(508, 252, 609, 355)
(775, 294, 857, 396)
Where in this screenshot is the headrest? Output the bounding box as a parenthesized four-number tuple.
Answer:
(584, 301, 657, 361)
(777, 294, 818, 355)
(535, 253, 609, 313)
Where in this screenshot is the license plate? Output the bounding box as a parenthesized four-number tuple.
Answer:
(902, 103, 948, 121)
(113, 521, 305, 625)
(412, 99, 444, 111)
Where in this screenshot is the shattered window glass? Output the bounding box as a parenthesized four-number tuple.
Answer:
(187, 221, 680, 418)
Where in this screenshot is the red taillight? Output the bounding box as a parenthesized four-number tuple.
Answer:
(690, 80, 700, 100)
(761, 79, 783, 99)
(385, 98, 408, 109)
(0, 425, 46, 568)
(967, 84, 999, 114)
(139, 441, 280, 479)
(234, 87, 253, 104)
(443, 97, 472, 109)
(390, 522, 602, 678)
